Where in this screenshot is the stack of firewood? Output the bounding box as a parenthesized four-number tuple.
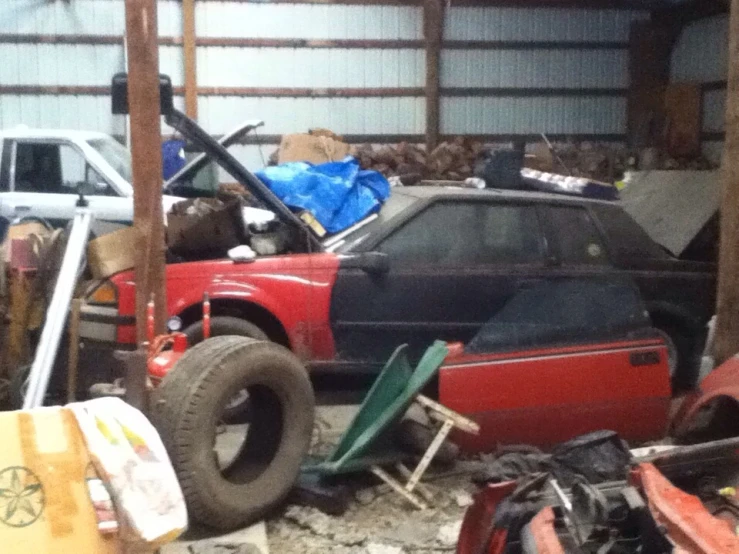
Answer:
(353, 137, 485, 184)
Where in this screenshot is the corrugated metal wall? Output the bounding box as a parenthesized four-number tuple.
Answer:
(2, 0, 647, 175)
(670, 14, 728, 163)
(441, 8, 646, 139)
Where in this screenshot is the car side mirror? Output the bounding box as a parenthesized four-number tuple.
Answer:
(111, 72, 174, 116)
(343, 251, 390, 275)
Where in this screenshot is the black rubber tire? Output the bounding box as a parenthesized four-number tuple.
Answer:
(653, 321, 699, 391)
(183, 317, 270, 422)
(151, 336, 315, 530)
(183, 316, 269, 345)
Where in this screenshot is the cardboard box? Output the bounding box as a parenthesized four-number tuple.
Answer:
(0, 407, 123, 553)
(87, 226, 141, 280)
(277, 133, 351, 165)
(166, 199, 245, 258)
(3, 221, 50, 264)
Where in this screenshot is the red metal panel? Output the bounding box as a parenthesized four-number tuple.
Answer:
(113, 253, 340, 359)
(635, 463, 739, 553)
(439, 339, 671, 451)
(671, 356, 739, 436)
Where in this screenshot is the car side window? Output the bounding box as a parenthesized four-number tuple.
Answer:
(377, 201, 543, 266)
(548, 206, 609, 265)
(14, 143, 112, 196)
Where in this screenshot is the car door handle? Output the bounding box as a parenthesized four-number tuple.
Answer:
(13, 206, 31, 213)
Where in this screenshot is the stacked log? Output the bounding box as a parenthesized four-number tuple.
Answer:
(354, 137, 485, 184)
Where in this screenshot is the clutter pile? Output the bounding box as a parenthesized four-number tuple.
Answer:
(354, 138, 485, 184)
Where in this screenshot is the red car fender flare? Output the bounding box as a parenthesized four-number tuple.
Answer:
(670, 357, 739, 437)
(171, 281, 287, 332)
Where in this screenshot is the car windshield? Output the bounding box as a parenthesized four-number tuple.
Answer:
(328, 192, 419, 253)
(88, 137, 132, 184)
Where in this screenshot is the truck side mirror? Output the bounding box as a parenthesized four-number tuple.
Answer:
(111, 72, 174, 116)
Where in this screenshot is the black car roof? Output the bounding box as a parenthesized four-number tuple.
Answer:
(392, 185, 613, 206)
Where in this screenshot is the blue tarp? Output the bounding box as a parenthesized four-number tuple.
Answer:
(256, 156, 390, 234)
(161, 139, 186, 180)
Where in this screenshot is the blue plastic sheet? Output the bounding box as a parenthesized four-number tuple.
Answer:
(256, 156, 390, 233)
(161, 139, 186, 180)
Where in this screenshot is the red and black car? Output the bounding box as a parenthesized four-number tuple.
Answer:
(72, 86, 714, 400)
(80, 185, 714, 390)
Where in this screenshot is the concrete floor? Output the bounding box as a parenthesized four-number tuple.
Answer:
(162, 404, 479, 554)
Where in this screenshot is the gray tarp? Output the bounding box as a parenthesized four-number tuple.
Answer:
(619, 170, 720, 257)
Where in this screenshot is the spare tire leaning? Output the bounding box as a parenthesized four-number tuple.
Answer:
(151, 335, 315, 530)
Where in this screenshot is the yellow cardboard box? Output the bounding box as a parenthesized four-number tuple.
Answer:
(0, 407, 123, 553)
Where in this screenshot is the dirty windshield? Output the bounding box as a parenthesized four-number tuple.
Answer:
(466, 277, 651, 354)
(88, 137, 132, 183)
(328, 192, 418, 253)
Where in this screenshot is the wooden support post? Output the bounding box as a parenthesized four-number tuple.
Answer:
(424, 0, 443, 152)
(183, 0, 198, 119)
(714, 0, 739, 364)
(124, 0, 167, 341)
(626, 21, 680, 149)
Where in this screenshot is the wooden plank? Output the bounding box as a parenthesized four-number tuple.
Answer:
(442, 87, 626, 97)
(195, 86, 425, 97)
(0, 34, 629, 51)
(443, 40, 628, 50)
(424, 0, 444, 152)
(124, 0, 167, 340)
(626, 21, 679, 148)
(713, 0, 739, 364)
(663, 83, 701, 157)
(0, 85, 110, 95)
(194, 37, 424, 49)
(182, 0, 198, 119)
(703, 80, 729, 93)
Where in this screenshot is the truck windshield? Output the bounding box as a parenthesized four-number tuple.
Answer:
(88, 137, 132, 183)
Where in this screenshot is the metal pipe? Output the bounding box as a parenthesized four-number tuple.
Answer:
(23, 208, 93, 409)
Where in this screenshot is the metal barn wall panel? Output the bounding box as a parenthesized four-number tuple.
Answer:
(671, 15, 728, 82)
(197, 48, 424, 88)
(440, 8, 646, 138)
(441, 96, 626, 135)
(0, 95, 121, 135)
(703, 88, 726, 133)
(441, 49, 627, 88)
(195, 4, 422, 39)
(0, 44, 184, 87)
(0, 0, 182, 36)
(198, 96, 425, 136)
(444, 8, 647, 41)
(0, 0, 125, 35)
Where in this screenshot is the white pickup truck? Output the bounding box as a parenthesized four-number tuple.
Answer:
(0, 121, 263, 230)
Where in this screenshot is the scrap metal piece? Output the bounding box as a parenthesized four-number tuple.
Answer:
(635, 462, 739, 553)
(23, 208, 93, 409)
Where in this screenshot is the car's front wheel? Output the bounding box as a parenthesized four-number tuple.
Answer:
(183, 316, 269, 421)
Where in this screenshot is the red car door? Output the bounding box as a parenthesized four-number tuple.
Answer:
(437, 278, 672, 451)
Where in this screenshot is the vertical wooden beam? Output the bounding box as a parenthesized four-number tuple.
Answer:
(183, 0, 198, 119)
(125, 0, 167, 340)
(714, 0, 739, 364)
(626, 21, 679, 149)
(424, 0, 443, 152)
